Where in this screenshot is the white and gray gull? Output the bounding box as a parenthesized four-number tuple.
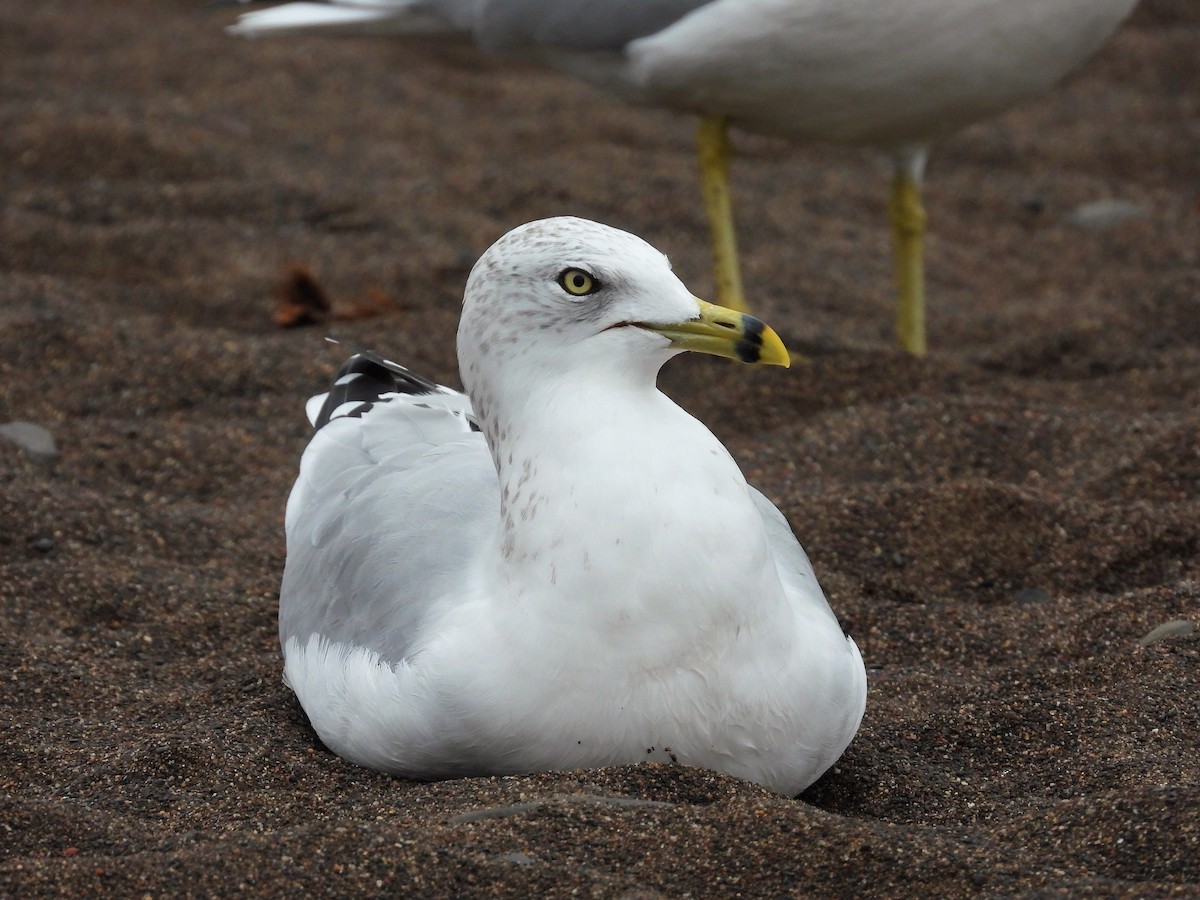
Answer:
(229, 0, 1139, 355)
(281, 217, 866, 795)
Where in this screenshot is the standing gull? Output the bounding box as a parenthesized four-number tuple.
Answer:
(229, 0, 1138, 355)
(281, 217, 866, 795)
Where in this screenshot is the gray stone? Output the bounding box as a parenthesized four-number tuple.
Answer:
(1066, 199, 1147, 230)
(0, 421, 59, 463)
(1013, 587, 1051, 605)
(498, 852, 534, 866)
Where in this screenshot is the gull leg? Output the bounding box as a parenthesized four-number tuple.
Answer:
(697, 116, 747, 312)
(888, 149, 928, 356)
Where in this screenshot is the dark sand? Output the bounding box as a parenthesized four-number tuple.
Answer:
(2, 1, 1198, 896)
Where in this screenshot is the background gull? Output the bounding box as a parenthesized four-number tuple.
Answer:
(281, 217, 866, 795)
(229, 0, 1140, 355)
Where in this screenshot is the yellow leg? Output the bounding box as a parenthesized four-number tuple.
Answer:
(696, 116, 747, 312)
(888, 167, 927, 356)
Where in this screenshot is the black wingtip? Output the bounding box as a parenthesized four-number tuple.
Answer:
(312, 352, 441, 430)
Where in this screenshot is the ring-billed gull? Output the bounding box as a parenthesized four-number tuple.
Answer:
(229, 0, 1138, 355)
(281, 217, 866, 795)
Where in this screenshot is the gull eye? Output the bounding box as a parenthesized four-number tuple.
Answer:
(558, 268, 599, 296)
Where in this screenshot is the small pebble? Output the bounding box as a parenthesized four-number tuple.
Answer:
(1020, 196, 1047, 215)
(1066, 199, 1147, 230)
(0, 421, 59, 463)
(498, 852, 534, 866)
(1013, 587, 1051, 605)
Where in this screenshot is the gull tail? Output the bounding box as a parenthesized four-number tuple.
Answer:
(227, 1, 456, 39)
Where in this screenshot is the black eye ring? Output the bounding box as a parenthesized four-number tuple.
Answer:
(558, 268, 600, 296)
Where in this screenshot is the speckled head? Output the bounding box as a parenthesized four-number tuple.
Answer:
(458, 218, 699, 393)
(456, 217, 787, 407)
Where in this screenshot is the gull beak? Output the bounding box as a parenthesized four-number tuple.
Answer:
(640, 299, 790, 367)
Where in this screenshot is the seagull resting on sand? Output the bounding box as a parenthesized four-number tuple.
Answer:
(280, 217, 866, 795)
(229, 0, 1138, 355)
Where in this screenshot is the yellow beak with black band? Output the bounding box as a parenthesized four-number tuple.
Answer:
(640, 299, 790, 367)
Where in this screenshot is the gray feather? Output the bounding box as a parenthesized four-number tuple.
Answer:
(281, 387, 496, 667)
(468, 0, 719, 53)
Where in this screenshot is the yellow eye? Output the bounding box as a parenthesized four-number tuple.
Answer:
(558, 268, 599, 296)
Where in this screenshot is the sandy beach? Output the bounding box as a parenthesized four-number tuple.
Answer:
(2, 1, 1197, 895)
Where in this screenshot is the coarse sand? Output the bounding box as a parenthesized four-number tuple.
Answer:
(2, 1, 1197, 895)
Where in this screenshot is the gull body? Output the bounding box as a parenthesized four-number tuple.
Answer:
(230, 0, 1138, 354)
(281, 217, 865, 795)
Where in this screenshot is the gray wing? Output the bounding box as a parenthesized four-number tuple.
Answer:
(749, 486, 843, 629)
(468, 0, 720, 53)
(281, 355, 499, 668)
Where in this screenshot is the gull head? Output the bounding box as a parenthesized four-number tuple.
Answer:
(457, 217, 787, 399)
